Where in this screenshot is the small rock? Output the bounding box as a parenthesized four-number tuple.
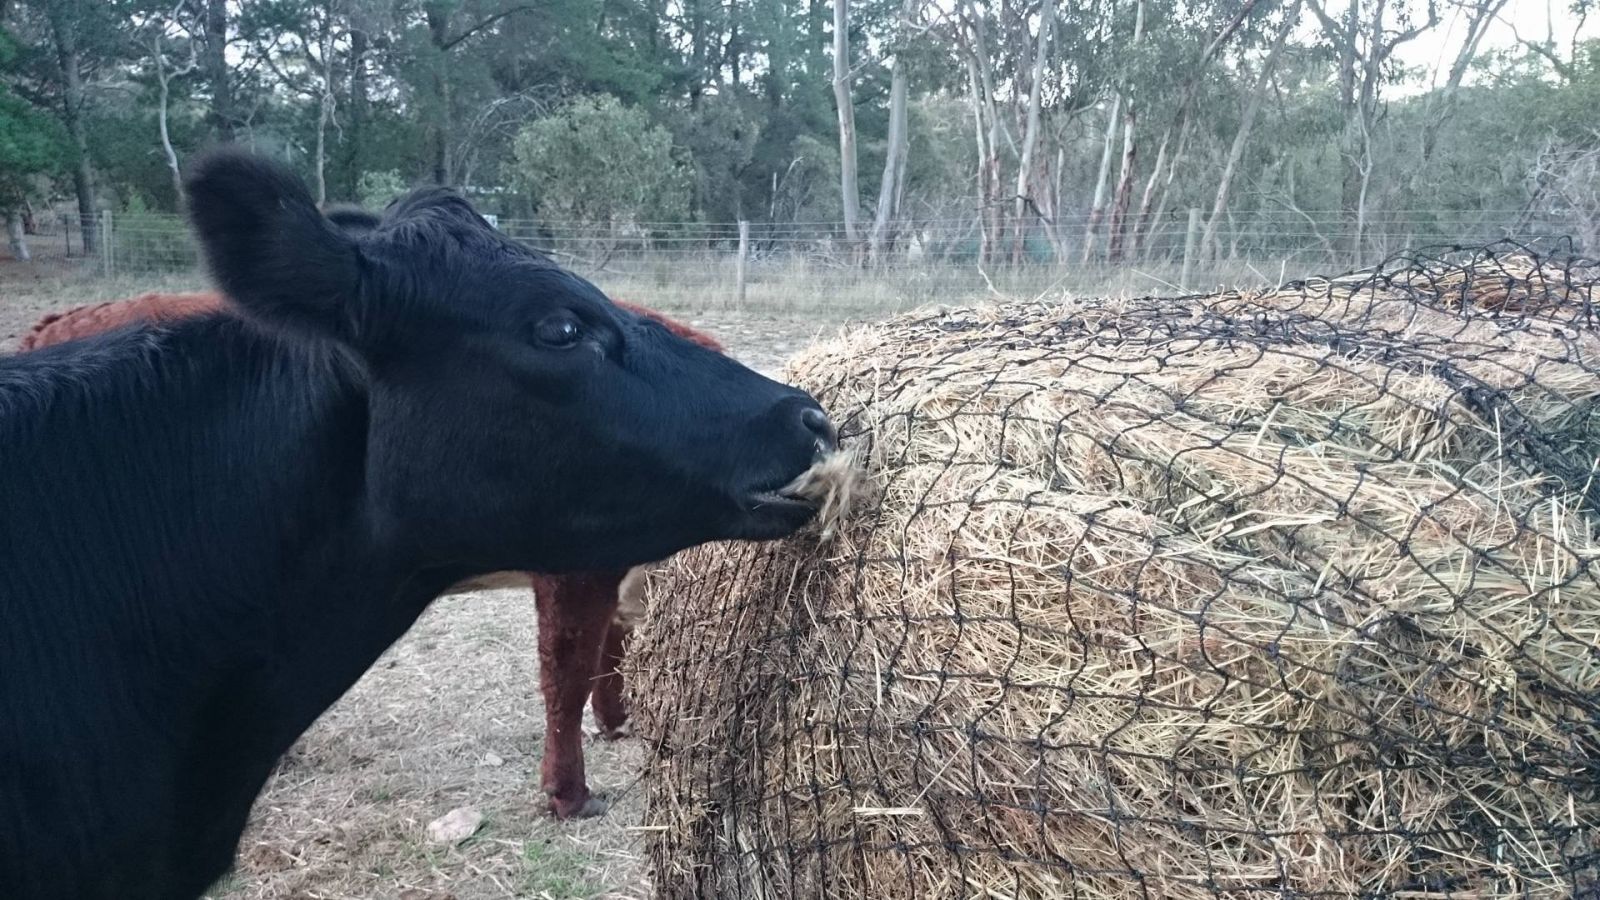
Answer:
(425, 807, 484, 845)
(482, 751, 504, 767)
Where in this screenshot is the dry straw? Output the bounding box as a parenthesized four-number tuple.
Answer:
(629, 243, 1600, 900)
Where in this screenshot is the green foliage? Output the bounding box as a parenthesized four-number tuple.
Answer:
(512, 95, 690, 227)
(676, 93, 762, 221)
(769, 133, 842, 223)
(0, 0, 1595, 248)
(357, 170, 408, 211)
(0, 28, 64, 210)
(0, 91, 63, 208)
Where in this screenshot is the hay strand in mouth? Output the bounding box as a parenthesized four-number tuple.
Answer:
(779, 448, 868, 541)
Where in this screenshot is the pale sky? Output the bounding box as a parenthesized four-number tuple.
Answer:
(1382, 0, 1592, 92)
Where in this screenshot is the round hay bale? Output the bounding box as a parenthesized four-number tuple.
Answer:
(629, 251, 1600, 900)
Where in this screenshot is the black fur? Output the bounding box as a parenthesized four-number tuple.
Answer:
(0, 148, 832, 899)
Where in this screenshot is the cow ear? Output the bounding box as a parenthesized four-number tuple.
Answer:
(184, 148, 364, 344)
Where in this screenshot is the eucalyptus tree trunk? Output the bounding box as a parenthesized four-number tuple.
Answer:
(1200, 2, 1297, 259)
(869, 0, 919, 262)
(832, 0, 861, 243)
(46, 4, 96, 253)
(1011, 0, 1055, 262)
(153, 27, 184, 201)
(1133, 0, 1268, 256)
(6, 212, 29, 261)
(202, 0, 235, 141)
(1107, 0, 1145, 262)
(1081, 94, 1122, 264)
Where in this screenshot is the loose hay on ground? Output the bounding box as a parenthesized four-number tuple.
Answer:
(629, 245, 1600, 900)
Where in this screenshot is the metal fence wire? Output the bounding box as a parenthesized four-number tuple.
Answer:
(5, 207, 1591, 313)
(628, 240, 1600, 899)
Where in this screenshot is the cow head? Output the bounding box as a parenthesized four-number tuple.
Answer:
(183, 150, 836, 574)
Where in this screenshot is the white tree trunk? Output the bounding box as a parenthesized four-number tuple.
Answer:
(1107, 0, 1145, 261)
(963, 2, 1004, 262)
(832, 0, 861, 242)
(154, 32, 183, 201)
(1081, 94, 1122, 263)
(315, 12, 337, 206)
(869, 0, 918, 262)
(6, 212, 29, 261)
(315, 97, 330, 205)
(1132, 0, 1267, 254)
(1200, 2, 1297, 257)
(1011, 0, 1055, 261)
(966, 56, 994, 264)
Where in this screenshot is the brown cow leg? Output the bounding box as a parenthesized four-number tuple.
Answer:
(590, 621, 630, 739)
(532, 571, 624, 819)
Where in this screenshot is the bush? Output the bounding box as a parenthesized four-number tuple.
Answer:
(512, 95, 690, 231)
(357, 169, 408, 212)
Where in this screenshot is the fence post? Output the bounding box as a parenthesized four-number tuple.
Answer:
(1180, 207, 1201, 292)
(736, 219, 749, 307)
(101, 210, 114, 279)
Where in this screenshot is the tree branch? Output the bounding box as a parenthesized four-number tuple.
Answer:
(1502, 17, 1578, 81)
(1377, 0, 1440, 58)
(1303, 0, 1344, 41)
(439, 5, 538, 52)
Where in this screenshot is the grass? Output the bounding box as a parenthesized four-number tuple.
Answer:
(3, 246, 1301, 324)
(522, 839, 600, 899)
(586, 253, 1296, 316)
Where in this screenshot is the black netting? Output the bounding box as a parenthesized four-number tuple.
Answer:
(628, 240, 1600, 900)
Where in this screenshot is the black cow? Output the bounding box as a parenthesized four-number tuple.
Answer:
(0, 149, 834, 900)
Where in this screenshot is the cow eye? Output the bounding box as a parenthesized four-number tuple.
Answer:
(535, 314, 583, 349)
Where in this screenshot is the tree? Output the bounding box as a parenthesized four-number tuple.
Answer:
(1305, 0, 1441, 255)
(678, 92, 761, 222)
(0, 0, 1594, 269)
(244, 0, 351, 204)
(868, 0, 922, 261)
(1105, 0, 1145, 261)
(145, 1, 200, 200)
(0, 86, 65, 259)
(1010, 0, 1054, 261)
(200, 0, 235, 140)
(4, 0, 127, 252)
(1083, 0, 1138, 263)
(1133, 0, 1270, 256)
(1199, 0, 1297, 258)
(407, 1, 538, 186)
(1401, 0, 1508, 203)
(512, 94, 690, 233)
(831, 0, 861, 242)
(956, 0, 1004, 264)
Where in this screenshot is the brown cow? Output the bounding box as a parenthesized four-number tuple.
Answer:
(20, 288, 723, 819)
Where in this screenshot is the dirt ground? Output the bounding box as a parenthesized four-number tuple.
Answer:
(0, 258, 861, 899)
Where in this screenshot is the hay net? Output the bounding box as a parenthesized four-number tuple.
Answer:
(628, 240, 1600, 900)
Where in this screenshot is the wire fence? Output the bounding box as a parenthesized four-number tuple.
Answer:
(630, 242, 1600, 898)
(5, 207, 1593, 313)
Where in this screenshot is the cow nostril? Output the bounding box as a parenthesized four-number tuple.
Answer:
(801, 406, 838, 452)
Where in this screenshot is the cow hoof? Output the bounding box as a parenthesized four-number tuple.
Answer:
(548, 791, 609, 820)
